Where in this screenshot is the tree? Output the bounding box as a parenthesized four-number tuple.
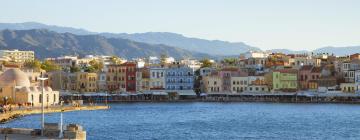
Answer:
(41, 60, 60, 72)
(110, 56, 122, 64)
(200, 58, 213, 68)
(70, 66, 81, 73)
(84, 66, 96, 73)
(223, 58, 237, 66)
(23, 59, 42, 71)
(89, 60, 104, 72)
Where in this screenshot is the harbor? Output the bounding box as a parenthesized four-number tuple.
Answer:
(60, 91, 360, 104)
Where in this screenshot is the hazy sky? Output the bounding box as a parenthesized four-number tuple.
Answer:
(1, 0, 360, 50)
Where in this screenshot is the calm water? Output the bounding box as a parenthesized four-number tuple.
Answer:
(2, 102, 360, 140)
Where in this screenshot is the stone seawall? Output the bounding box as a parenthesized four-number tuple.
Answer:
(0, 105, 109, 123)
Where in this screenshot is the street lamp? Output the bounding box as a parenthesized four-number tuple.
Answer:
(38, 76, 48, 136)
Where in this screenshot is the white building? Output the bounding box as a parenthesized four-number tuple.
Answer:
(0, 49, 35, 63)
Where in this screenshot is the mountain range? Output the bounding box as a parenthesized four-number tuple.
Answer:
(0, 29, 211, 59)
(0, 22, 260, 56)
(0, 22, 359, 57)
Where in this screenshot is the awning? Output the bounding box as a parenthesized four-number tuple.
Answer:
(178, 90, 196, 96)
(152, 92, 168, 96)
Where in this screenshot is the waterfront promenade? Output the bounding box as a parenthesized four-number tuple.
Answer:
(61, 91, 360, 104)
(0, 105, 109, 123)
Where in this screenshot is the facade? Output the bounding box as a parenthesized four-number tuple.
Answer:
(106, 64, 126, 93)
(150, 67, 165, 90)
(298, 66, 321, 90)
(230, 76, 248, 93)
(75, 72, 98, 93)
(124, 62, 136, 92)
(266, 69, 298, 92)
(203, 73, 223, 93)
(165, 65, 194, 90)
(0, 68, 59, 107)
(0, 50, 35, 63)
(97, 72, 107, 91)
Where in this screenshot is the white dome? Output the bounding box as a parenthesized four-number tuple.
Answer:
(0, 68, 31, 87)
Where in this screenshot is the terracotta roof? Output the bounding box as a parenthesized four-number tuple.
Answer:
(274, 69, 298, 74)
(300, 65, 313, 71)
(220, 67, 239, 71)
(311, 67, 322, 73)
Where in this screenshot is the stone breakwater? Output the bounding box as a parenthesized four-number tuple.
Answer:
(0, 105, 109, 123)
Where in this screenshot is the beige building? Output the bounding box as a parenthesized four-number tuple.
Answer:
(203, 74, 223, 93)
(230, 76, 248, 93)
(0, 68, 59, 107)
(0, 50, 35, 63)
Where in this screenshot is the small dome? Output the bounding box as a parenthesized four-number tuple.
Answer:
(0, 68, 31, 87)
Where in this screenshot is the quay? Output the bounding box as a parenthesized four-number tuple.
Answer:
(0, 105, 109, 123)
(60, 92, 360, 104)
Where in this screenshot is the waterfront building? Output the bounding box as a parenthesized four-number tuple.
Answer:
(97, 72, 107, 92)
(140, 68, 151, 91)
(106, 64, 126, 93)
(150, 67, 166, 90)
(316, 65, 338, 92)
(247, 74, 269, 92)
(219, 67, 246, 92)
(298, 65, 321, 90)
(165, 65, 194, 90)
(0, 49, 35, 63)
(203, 72, 223, 93)
(265, 69, 298, 92)
(230, 76, 248, 93)
(75, 72, 98, 93)
(0, 68, 59, 106)
(124, 62, 137, 92)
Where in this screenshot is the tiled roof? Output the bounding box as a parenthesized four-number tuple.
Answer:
(300, 65, 313, 71)
(274, 69, 298, 74)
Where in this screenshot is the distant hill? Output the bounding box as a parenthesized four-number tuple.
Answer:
(313, 46, 360, 56)
(0, 22, 94, 35)
(0, 22, 260, 56)
(268, 47, 360, 56)
(100, 32, 261, 56)
(0, 29, 211, 59)
(0, 22, 359, 57)
(267, 49, 309, 54)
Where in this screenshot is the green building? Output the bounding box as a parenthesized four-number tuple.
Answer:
(265, 69, 298, 92)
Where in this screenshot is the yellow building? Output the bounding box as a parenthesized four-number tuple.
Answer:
(106, 65, 126, 93)
(0, 49, 35, 63)
(0, 68, 59, 107)
(75, 72, 98, 93)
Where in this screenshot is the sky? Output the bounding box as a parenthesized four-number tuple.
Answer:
(1, 0, 360, 50)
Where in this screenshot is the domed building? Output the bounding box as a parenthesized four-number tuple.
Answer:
(0, 68, 59, 107)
